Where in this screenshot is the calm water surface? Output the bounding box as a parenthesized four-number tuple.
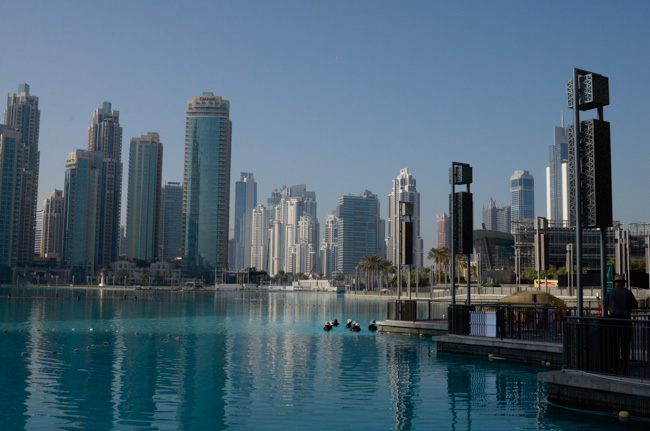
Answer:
(0, 288, 647, 430)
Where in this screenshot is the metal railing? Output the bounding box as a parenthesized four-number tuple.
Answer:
(386, 299, 450, 321)
(448, 303, 577, 343)
(563, 315, 650, 380)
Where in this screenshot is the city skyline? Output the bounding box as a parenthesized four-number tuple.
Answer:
(2, 2, 649, 259)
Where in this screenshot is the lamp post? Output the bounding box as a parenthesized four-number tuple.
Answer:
(450, 162, 473, 304)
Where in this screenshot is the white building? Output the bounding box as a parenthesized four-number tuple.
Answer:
(250, 205, 269, 271)
(387, 168, 423, 267)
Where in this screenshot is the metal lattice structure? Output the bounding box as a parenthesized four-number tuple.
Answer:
(568, 119, 612, 228)
(567, 73, 610, 110)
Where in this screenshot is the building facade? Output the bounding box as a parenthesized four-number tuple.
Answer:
(336, 191, 382, 274)
(436, 213, 450, 248)
(546, 119, 569, 224)
(482, 198, 511, 234)
(159, 182, 183, 260)
(182, 93, 232, 279)
(233, 172, 257, 269)
(388, 168, 423, 267)
(510, 170, 535, 221)
(320, 212, 338, 278)
(250, 205, 269, 272)
(41, 189, 65, 259)
(87, 101, 123, 266)
(62, 150, 103, 279)
(125, 133, 163, 261)
(4, 83, 40, 266)
(0, 126, 27, 273)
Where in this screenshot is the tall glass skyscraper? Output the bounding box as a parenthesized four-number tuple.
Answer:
(63, 150, 103, 278)
(183, 93, 232, 278)
(87, 101, 122, 266)
(41, 189, 65, 259)
(0, 126, 27, 274)
(125, 133, 163, 261)
(159, 182, 183, 261)
(546, 119, 569, 224)
(336, 190, 381, 274)
(233, 172, 257, 269)
(4, 83, 40, 266)
(510, 170, 535, 220)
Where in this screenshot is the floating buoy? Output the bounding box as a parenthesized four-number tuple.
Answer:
(134, 332, 138, 336)
(89, 328, 94, 332)
(419, 334, 424, 337)
(105, 329, 109, 332)
(619, 411, 630, 419)
(51, 351, 57, 354)
(164, 338, 169, 342)
(103, 341, 109, 345)
(488, 354, 494, 359)
(175, 336, 181, 340)
(149, 333, 154, 337)
(74, 348, 79, 352)
(167, 334, 171, 338)
(91, 344, 96, 348)
(545, 362, 551, 367)
(71, 328, 75, 331)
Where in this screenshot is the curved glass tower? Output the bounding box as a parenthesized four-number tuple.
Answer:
(183, 93, 231, 279)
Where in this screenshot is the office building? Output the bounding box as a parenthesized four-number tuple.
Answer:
(0, 126, 28, 274)
(510, 170, 535, 220)
(88, 101, 122, 266)
(125, 133, 163, 261)
(233, 172, 257, 269)
(482, 198, 511, 234)
(336, 190, 382, 274)
(35, 210, 43, 255)
(41, 189, 65, 258)
(388, 168, 423, 267)
(436, 213, 450, 248)
(546, 117, 569, 223)
(159, 182, 183, 260)
(62, 150, 103, 278)
(182, 93, 232, 278)
(4, 83, 40, 266)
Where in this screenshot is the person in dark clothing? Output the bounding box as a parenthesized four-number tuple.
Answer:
(368, 320, 378, 331)
(350, 322, 361, 332)
(324, 321, 332, 331)
(332, 319, 340, 326)
(603, 274, 637, 375)
(604, 274, 638, 318)
(345, 319, 353, 329)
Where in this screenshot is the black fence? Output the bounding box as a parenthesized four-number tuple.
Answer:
(386, 299, 450, 321)
(563, 315, 650, 380)
(448, 303, 577, 344)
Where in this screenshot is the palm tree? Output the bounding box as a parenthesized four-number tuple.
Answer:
(117, 269, 128, 286)
(360, 254, 383, 290)
(274, 271, 289, 284)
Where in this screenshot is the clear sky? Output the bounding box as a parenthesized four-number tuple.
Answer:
(2, 1, 649, 259)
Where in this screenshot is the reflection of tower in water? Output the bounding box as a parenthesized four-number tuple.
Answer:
(385, 341, 419, 431)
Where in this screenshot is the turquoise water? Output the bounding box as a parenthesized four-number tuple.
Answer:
(0, 289, 646, 430)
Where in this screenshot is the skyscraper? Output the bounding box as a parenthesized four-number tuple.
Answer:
(233, 172, 257, 269)
(336, 190, 381, 274)
(125, 133, 163, 261)
(268, 184, 319, 275)
(63, 150, 103, 278)
(4, 83, 40, 266)
(320, 212, 338, 278)
(0, 126, 27, 273)
(436, 213, 450, 248)
(546, 117, 569, 224)
(250, 205, 270, 272)
(88, 101, 122, 266)
(388, 168, 423, 267)
(159, 182, 183, 260)
(482, 198, 511, 233)
(41, 189, 65, 259)
(183, 93, 232, 278)
(510, 170, 535, 220)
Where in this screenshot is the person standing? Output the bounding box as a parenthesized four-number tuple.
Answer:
(603, 274, 638, 375)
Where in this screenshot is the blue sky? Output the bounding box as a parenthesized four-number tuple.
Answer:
(2, 1, 649, 257)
